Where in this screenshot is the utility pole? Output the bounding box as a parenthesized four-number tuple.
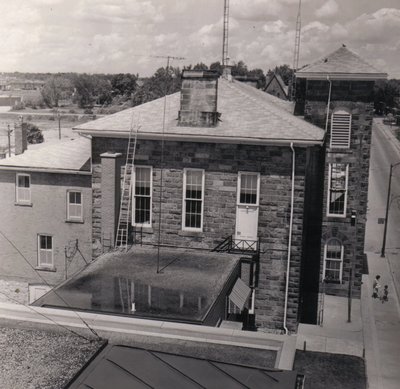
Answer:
(57, 110, 61, 140)
(222, 0, 230, 66)
(381, 161, 400, 257)
(7, 124, 12, 157)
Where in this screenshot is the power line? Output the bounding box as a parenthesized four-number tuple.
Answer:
(0, 229, 102, 341)
(0, 290, 92, 342)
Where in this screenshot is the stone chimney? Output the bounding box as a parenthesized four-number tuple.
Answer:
(15, 122, 28, 155)
(178, 70, 219, 127)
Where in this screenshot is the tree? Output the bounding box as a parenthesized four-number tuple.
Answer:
(209, 61, 223, 75)
(374, 79, 400, 115)
(111, 73, 137, 98)
(26, 123, 44, 144)
(72, 74, 96, 108)
(41, 76, 72, 108)
(231, 61, 248, 77)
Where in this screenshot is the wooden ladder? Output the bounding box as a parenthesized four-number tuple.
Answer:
(115, 118, 140, 250)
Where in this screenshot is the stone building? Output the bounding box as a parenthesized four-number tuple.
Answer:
(0, 129, 92, 303)
(295, 46, 387, 322)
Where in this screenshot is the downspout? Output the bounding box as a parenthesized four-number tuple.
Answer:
(283, 142, 296, 334)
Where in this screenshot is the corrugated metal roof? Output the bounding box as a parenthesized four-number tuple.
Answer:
(67, 345, 300, 389)
(0, 137, 91, 172)
(73, 78, 324, 145)
(296, 46, 387, 79)
(229, 278, 251, 311)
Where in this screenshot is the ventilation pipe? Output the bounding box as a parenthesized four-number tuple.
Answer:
(283, 142, 296, 335)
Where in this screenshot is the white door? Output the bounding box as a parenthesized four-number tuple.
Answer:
(235, 172, 260, 250)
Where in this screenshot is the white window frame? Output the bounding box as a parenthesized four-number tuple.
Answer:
(67, 190, 83, 221)
(37, 234, 54, 268)
(16, 173, 31, 204)
(132, 166, 153, 227)
(330, 110, 352, 149)
(323, 238, 344, 283)
(327, 163, 349, 218)
(237, 172, 260, 206)
(182, 168, 205, 232)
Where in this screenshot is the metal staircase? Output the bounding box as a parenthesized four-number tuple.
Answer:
(115, 118, 140, 250)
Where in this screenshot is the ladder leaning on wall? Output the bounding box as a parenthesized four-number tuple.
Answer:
(115, 116, 140, 251)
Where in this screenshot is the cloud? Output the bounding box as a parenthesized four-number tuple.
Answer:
(263, 20, 287, 34)
(315, 0, 339, 18)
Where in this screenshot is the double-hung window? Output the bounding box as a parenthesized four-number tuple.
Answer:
(133, 166, 152, 226)
(323, 238, 344, 282)
(67, 191, 83, 221)
(38, 235, 53, 268)
(330, 110, 351, 148)
(182, 169, 204, 231)
(16, 173, 31, 204)
(327, 163, 348, 217)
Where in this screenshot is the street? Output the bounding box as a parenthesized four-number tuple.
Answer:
(366, 118, 400, 296)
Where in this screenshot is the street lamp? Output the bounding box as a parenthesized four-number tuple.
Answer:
(381, 161, 400, 257)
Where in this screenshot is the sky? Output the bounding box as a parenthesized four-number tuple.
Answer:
(1, 0, 399, 78)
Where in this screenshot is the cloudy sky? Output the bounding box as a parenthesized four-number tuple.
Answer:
(1, 0, 399, 78)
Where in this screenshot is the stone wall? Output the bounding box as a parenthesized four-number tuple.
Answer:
(304, 80, 374, 299)
(92, 137, 308, 331)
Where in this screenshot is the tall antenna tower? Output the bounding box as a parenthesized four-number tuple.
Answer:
(290, 0, 302, 101)
(222, 0, 230, 66)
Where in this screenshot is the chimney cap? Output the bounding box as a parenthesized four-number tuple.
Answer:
(182, 70, 219, 79)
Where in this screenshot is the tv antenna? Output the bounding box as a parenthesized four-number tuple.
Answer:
(222, 0, 230, 66)
(290, 0, 302, 101)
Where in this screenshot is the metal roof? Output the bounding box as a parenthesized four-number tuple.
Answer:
(67, 345, 300, 389)
(296, 46, 387, 80)
(74, 78, 324, 146)
(0, 137, 91, 173)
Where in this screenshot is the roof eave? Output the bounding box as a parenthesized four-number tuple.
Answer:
(75, 129, 324, 147)
(296, 72, 388, 80)
(0, 165, 92, 175)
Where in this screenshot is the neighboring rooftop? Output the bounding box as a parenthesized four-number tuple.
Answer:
(67, 344, 300, 389)
(0, 137, 91, 172)
(35, 246, 242, 324)
(296, 46, 388, 80)
(74, 77, 324, 145)
(265, 73, 289, 97)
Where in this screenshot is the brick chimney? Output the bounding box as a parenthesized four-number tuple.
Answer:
(178, 70, 219, 127)
(15, 122, 28, 155)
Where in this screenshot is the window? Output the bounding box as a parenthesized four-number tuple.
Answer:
(323, 238, 343, 282)
(16, 173, 31, 204)
(133, 166, 152, 226)
(67, 191, 82, 221)
(38, 235, 53, 268)
(238, 172, 259, 205)
(330, 110, 351, 148)
(327, 163, 348, 217)
(182, 169, 204, 231)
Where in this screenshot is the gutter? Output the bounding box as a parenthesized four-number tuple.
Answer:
(0, 166, 92, 175)
(283, 142, 296, 335)
(75, 130, 324, 147)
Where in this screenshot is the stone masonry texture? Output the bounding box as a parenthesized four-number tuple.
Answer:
(92, 137, 308, 331)
(304, 80, 374, 300)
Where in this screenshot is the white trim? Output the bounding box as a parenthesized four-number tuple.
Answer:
(16, 173, 31, 204)
(323, 239, 344, 283)
(66, 190, 83, 222)
(37, 234, 54, 268)
(132, 165, 153, 227)
(182, 168, 205, 232)
(327, 163, 349, 218)
(236, 172, 260, 206)
(0, 166, 91, 175)
(295, 72, 387, 80)
(330, 110, 352, 149)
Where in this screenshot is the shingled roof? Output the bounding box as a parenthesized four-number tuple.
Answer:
(296, 46, 387, 80)
(74, 78, 324, 146)
(0, 138, 91, 173)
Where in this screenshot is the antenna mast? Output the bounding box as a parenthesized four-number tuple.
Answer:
(222, 0, 230, 66)
(290, 0, 302, 101)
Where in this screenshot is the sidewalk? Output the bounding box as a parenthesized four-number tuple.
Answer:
(363, 252, 400, 389)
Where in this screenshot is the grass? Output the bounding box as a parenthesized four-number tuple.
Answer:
(294, 350, 366, 389)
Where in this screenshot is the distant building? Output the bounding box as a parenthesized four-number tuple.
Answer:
(0, 128, 92, 303)
(264, 73, 289, 100)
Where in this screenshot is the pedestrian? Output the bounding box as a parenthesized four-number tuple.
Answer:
(381, 285, 389, 303)
(372, 275, 381, 299)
